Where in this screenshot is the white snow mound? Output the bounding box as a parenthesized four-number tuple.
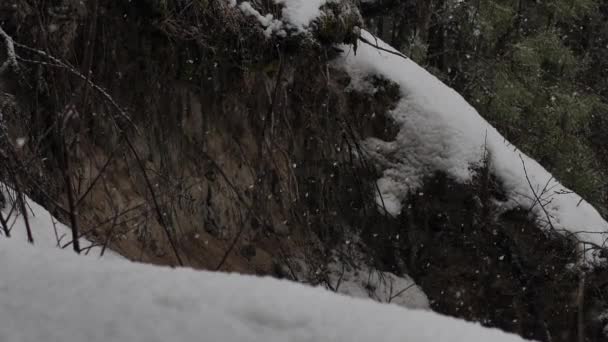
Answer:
(0, 239, 531, 342)
(339, 31, 608, 263)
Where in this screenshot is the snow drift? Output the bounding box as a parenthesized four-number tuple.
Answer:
(0, 238, 530, 342)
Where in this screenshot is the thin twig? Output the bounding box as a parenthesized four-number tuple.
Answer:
(358, 35, 409, 60)
(215, 209, 249, 271)
(389, 283, 416, 303)
(0, 25, 18, 74)
(62, 129, 81, 253)
(519, 155, 556, 232)
(75, 142, 120, 208)
(0, 209, 9, 237)
(15, 48, 136, 130)
(123, 136, 184, 266)
(576, 244, 586, 342)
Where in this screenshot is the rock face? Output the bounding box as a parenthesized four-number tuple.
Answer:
(0, 1, 607, 342)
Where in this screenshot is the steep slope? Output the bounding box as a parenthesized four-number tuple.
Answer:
(340, 30, 608, 264)
(1, 0, 607, 341)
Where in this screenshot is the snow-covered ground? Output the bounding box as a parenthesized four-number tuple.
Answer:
(0, 184, 523, 342)
(0, 237, 531, 342)
(3, 183, 432, 311)
(0, 183, 526, 341)
(0, 184, 529, 341)
(327, 261, 430, 309)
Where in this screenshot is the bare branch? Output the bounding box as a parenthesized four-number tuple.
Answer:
(358, 35, 409, 60)
(0, 25, 18, 74)
(0, 207, 9, 237)
(520, 154, 556, 232)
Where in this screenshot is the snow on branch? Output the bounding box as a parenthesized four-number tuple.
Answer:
(0, 25, 18, 75)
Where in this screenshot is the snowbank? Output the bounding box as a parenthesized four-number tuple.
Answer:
(0, 239, 530, 342)
(339, 31, 608, 263)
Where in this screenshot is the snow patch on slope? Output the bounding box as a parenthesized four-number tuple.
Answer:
(339, 31, 608, 263)
(0, 239, 530, 342)
(327, 262, 430, 309)
(1, 186, 120, 259)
